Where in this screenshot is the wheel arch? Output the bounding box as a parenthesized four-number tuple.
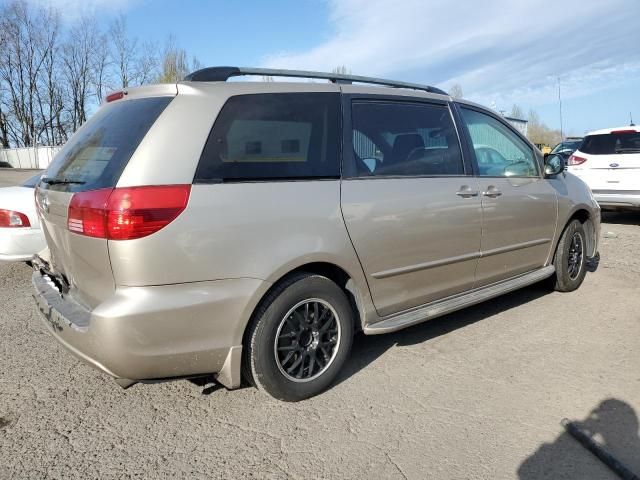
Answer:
(243, 262, 367, 344)
(552, 207, 597, 262)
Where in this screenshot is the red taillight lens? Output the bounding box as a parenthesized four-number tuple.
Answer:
(0, 209, 31, 228)
(568, 154, 587, 166)
(67, 185, 190, 240)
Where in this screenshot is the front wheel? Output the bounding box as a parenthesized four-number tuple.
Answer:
(551, 219, 588, 292)
(243, 273, 354, 401)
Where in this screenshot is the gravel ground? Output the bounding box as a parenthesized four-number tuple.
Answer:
(0, 169, 42, 188)
(1, 169, 639, 479)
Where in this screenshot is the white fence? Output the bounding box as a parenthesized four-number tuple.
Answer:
(0, 146, 61, 169)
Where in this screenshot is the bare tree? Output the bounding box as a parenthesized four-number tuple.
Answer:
(449, 83, 463, 99)
(62, 16, 101, 131)
(0, 5, 199, 147)
(157, 36, 200, 83)
(527, 109, 561, 146)
(92, 32, 112, 104)
(109, 14, 137, 89)
(0, 0, 61, 147)
(510, 104, 524, 119)
(331, 65, 351, 75)
(135, 41, 159, 85)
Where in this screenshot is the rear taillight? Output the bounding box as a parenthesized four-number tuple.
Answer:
(568, 154, 587, 166)
(67, 185, 191, 240)
(0, 209, 31, 228)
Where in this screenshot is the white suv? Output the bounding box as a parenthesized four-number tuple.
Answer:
(567, 126, 640, 210)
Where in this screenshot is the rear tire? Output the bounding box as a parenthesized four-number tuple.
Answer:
(243, 273, 353, 401)
(551, 219, 588, 292)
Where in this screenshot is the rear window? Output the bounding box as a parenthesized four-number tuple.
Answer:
(551, 140, 582, 154)
(195, 93, 340, 182)
(43, 97, 173, 192)
(580, 131, 640, 155)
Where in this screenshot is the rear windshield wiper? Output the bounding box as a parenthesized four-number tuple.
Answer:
(41, 177, 86, 185)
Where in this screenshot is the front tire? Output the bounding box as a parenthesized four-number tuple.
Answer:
(551, 219, 588, 292)
(243, 273, 354, 401)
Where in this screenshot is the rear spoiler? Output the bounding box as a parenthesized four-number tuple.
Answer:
(102, 84, 178, 106)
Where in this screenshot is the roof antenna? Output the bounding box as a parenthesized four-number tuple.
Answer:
(630, 112, 635, 127)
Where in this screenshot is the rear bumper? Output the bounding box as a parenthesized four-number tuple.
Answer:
(31, 270, 270, 388)
(0, 227, 46, 263)
(592, 190, 640, 208)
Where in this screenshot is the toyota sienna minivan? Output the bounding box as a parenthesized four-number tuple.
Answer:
(32, 67, 600, 401)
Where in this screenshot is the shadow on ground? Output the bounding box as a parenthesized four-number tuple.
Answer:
(601, 211, 640, 226)
(335, 282, 551, 387)
(518, 399, 640, 479)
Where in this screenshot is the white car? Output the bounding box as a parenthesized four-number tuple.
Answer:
(0, 173, 47, 262)
(567, 125, 640, 210)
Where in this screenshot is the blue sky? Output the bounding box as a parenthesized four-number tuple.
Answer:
(25, 0, 640, 136)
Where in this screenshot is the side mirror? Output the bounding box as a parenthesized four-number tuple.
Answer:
(544, 153, 565, 177)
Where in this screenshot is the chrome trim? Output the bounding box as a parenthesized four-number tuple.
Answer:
(364, 266, 555, 334)
(372, 251, 480, 279)
(371, 238, 551, 279)
(480, 238, 551, 258)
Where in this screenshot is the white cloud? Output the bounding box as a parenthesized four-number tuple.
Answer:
(25, 0, 139, 21)
(263, 0, 640, 108)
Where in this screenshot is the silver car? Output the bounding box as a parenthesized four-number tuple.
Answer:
(31, 67, 600, 401)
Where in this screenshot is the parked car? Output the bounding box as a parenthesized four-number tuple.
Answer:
(550, 137, 584, 160)
(31, 67, 600, 401)
(567, 126, 640, 210)
(0, 173, 46, 263)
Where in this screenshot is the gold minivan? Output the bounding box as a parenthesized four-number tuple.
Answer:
(32, 67, 600, 401)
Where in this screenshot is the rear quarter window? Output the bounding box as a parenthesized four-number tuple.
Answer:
(195, 93, 340, 182)
(43, 97, 173, 192)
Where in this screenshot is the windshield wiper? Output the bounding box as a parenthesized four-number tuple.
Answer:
(41, 177, 86, 185)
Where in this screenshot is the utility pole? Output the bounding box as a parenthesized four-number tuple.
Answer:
(558, 77, 564, 141)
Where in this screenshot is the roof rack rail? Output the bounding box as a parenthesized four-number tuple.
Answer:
(183, 66, 448, 96)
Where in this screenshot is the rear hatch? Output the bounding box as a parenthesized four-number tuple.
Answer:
(36, 92, 174, 309)
(568, 129, 640, 191)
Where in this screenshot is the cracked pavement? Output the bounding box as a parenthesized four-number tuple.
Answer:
(1, 170, 639, 479)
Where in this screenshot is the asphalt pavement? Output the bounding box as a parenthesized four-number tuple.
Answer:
(1, 169, 639, 479)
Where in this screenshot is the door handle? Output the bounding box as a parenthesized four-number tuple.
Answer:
(456, 186, 479, 198)
(482, 186, 502, 198)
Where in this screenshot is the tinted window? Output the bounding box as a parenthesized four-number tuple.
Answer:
(350, 102, 464, 177)
(581, 132, 640, 155)
(195, 93, 340, 182)
(43, 97, 173, 192)
(551, 140, 582, 154)
(461, 108, 538, 177)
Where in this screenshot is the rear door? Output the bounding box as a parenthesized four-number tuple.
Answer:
(341, 97, 482, 317)
(570, 129, 640, 192)
(36, 94, 173, 309)
(457, 105, 558, 286)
